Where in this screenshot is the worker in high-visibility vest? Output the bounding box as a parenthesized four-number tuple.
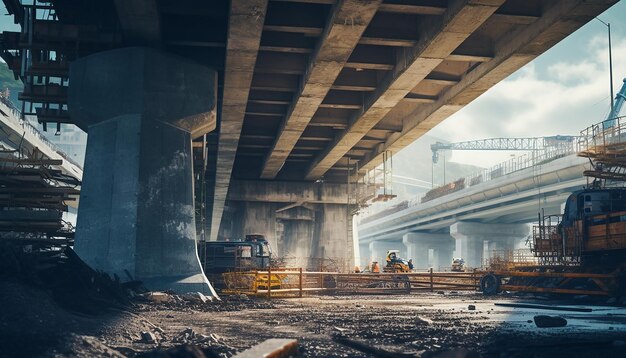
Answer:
(371, 261, 380, 273)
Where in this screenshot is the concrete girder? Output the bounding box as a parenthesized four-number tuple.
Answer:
(305, 0, 505, 180)
(357, 0, 619, 174)
(113, 0, 160, 45)
(260, 0, 382, 179)
(226, 180, 349, 204)
(209, 0, 268, 242)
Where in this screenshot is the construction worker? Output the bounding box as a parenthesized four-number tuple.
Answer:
(371, 261, 380, 273)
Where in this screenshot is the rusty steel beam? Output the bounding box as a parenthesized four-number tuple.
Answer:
(260, 0, 382, 179)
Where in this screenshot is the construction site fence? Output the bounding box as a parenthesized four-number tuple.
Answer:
(221, 268, 482, 298)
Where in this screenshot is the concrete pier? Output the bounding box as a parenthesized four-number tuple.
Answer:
(218, 180, 355, 271)
(69, 47, 217, 295)
(403, 232, 454, 270)
(450, 222, 530, 268)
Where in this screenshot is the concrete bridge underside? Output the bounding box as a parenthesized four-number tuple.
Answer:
(0, 0, 617, 292)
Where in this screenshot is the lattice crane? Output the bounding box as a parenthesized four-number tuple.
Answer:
(430, 135, 577, 163)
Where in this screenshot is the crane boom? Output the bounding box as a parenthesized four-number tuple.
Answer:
(431, 135, 577, 163)
(606, 78, 626, 126)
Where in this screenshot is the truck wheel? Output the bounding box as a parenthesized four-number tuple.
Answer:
(480, 273, 500, 295)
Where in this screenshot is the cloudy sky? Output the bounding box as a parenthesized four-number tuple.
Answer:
(426, 1, 626, 167)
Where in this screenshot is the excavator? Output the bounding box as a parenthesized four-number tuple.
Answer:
(383, 250, 414, 273)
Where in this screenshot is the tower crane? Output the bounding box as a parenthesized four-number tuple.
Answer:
(430, 135, 578, 164)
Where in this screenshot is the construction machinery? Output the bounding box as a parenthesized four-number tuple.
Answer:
(430, 135, 577, 164)
(383, 250, 413, 273)
(479, 79, 626, 297)
(451, 258, 465, 272)
(198, 234, 283, 289)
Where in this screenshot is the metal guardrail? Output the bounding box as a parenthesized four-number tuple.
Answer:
(0, 96, 82, 170)
(361, 140, 581, 220)
(578, 115, 626, 154)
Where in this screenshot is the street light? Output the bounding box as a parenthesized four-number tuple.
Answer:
(596, 17, 614, 113)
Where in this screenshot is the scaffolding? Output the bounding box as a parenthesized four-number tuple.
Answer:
(578, 115, 626, 184)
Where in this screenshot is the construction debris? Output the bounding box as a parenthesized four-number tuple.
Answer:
(495, 302, 593, 313)
(0, 151, 79, 244)
(333, 336, 414, 358)
(141, 331, 157, 344)
(533, 315, 568, 328)
(232, 338, 298, 358)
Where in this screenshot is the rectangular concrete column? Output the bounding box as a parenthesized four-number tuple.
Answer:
(451, 222, 530, 269)
(403, 232, 454, 270)
(403, 233, 428, 270)
(453, 236, 484, 269)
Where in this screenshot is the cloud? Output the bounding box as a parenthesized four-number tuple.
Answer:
(428, 33, 626, 168)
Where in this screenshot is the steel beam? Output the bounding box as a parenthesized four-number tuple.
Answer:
(209, 0, 268, 241)
(260, 0, 382, 179)
(305, 0, 504, 180)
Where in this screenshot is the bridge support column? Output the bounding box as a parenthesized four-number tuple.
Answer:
(368, 241, 392, 268)
(450, 222, 530, 269)
(403, 233, 454, 270)
(69, 47, 217, 295)
(219, 180, 356, 271)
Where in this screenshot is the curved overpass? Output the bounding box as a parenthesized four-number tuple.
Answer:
(358, 154, 589, 262)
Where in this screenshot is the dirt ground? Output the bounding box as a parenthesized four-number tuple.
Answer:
(2, 278, 626, 358)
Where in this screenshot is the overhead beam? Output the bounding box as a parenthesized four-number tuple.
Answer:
(356, 0, 618, 175)
(209, 0, 268, 241)
(446, 53, 493, 62)
(305, 0, 505, 180)
(260, 0, 382, 179)
(263, 25, 323, 36)
(378, 3, 540, 25)
(113, 0, 160, 45)
(359, 37, 416, 47)
(344, 62, 394, 71)
(378, 4, 445, 15)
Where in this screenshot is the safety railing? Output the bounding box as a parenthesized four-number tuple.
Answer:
(362, 141, 580, 219)
(221, 269, 482, 298)
(579, 116, 626, 152)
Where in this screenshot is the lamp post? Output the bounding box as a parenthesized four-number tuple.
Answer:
(596, 17, 614, 113)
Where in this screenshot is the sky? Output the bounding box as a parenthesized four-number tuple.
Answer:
(426, 1, 626, 168)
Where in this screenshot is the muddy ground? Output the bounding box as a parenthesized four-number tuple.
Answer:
(2, 278, 626, 358)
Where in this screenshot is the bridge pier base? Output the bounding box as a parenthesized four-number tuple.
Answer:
(218, 180, 356, 272)
(450, 222, 530, 269)
(403, 233, 454, 270)
(69, 47, 217, 295)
